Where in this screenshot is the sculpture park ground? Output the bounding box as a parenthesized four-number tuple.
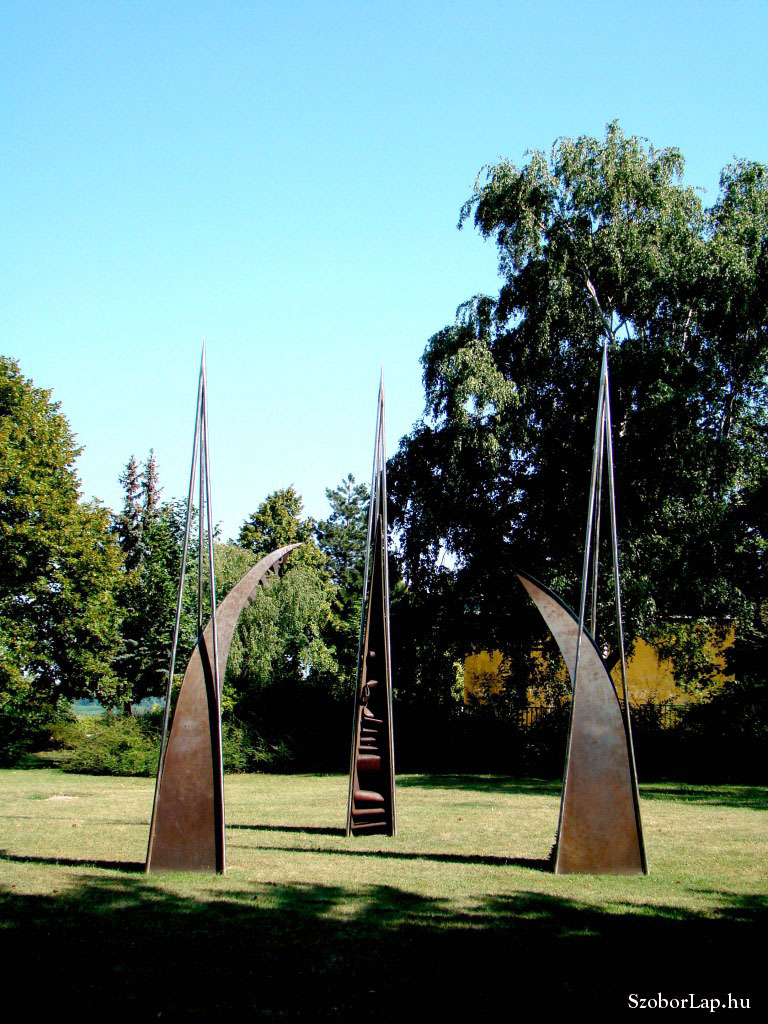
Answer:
(0, 768, 764, 1017)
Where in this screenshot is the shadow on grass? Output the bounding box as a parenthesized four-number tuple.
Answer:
(0, 850, 144, 872)
(397, 774, 562, 797)
(229, 823, 345, 837)
(228, 842, 551, 872)
(397, 774, 767, 811)
(0, 874, 762, 1018)
(638, 784, 768, 809)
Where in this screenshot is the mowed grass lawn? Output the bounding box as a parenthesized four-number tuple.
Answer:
(0, 769, 765, 1019)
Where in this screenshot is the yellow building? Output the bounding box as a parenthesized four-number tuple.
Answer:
(464, 630, 734, 705)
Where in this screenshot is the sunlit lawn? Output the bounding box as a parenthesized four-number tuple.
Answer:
(0, 768, 765, 1018)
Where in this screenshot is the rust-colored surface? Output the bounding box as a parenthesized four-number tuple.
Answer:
(346, 383, 396, 837)
(347, 515, 396, 836)
(147, 544, 300, 873)
(517, 569, 645, 875)
(146, 632, 221, 873)
(213, 544, 300, 670)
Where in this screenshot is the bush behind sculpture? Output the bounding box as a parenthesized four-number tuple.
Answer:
(54, 713, 161, 776)
(51, 710, 303, 776)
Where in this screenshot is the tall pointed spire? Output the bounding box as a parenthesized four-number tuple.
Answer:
(517, 342, 646, 874)
(146, 345, 225, 873)
(345, 375, 397, 837)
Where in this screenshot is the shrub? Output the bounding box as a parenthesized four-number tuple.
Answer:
(671, 681, 768, 782)
(60, 712, 161, 776)
(0, 673, 73, 766)
(54, 709, 278, 777)
(221, 722, 258, 773)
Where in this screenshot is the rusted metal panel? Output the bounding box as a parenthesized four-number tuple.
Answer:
(347, 522, 396, 836)
(145, 632, 221, 872)
(517, 569, 645, 875)
(147, 544, 300, 873)
(214, 544, 301, 670)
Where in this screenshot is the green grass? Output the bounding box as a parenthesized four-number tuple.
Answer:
(0, 769, 765, 1018)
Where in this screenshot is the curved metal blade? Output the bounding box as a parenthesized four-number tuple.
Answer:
(517, 568, 646, 875)
(147, 544, 301, 873)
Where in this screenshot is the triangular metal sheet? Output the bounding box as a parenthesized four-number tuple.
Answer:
(517, 569, 645, 874)
(147, 544, 300, 873)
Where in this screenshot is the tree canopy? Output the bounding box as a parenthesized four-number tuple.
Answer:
(112, 454, 198, 710)
(230, 484, 338, 692)
(0, 357, 124, 758)
(315, 474, 370, 688)
(389, 123, 768, 697)
(238, 486, 314, 555)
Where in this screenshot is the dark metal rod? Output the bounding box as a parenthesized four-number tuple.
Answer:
(555, 338, 608, 872)
(378, 373, 397, 835)
(573, 340, 608, 698)
(602, 353, 647, 872)
(590, 395, 605, 637)
(201, 351, 220, 698)
(199, 364, 205, 630)
(146, 357, 204, 869)
(362, 383, 383, 617)
(346, 373, 384, 836)
(201, 346, 225, 872)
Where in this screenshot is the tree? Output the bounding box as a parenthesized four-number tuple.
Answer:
(316, 474, 369, 593)
(315, 474, 369, 686)
(389, 123, 768, 701)
(227, 561, 337, 693)
(232, 486, 335, 687)
(238, 486, 314, 554)
(112, 455, 195, 711)
(0, 357, 124, 760)
(115, 454, 142, 570)
(141, 448, 161, 516)
(227, 487, 340, 767)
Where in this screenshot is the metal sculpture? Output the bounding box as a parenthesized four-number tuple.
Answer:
(146, 543, 300, 873)
(346, 377, 396, 836)
(146, 345, 223, 873)
(517, 341, 646, 874)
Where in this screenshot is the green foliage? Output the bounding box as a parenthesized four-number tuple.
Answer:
(58, 712, 162, 776)
(214, 542, 257, 599)
(238, 486, 314, 555)
(51, 708, 279, 776)
(0, 666, 71, 767)
(644, 620, 732, 693)
(0, 357, 125, 761)
(315, 474, 369, 688)
(230, 484, 338, 695)
(316, 474, 369, 593)
(389, 124, 768, 704)
(222, 484, 353, 769)
(114, 454, 142, 569)
(228, 562, 337, 693)
(112, 479, 198, 708)
(220, 721, 255, 773)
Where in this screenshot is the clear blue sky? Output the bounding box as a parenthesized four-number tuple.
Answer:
(2, 0, 766, 540)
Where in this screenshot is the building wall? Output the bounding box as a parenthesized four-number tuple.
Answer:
(464, 631, 734, 705)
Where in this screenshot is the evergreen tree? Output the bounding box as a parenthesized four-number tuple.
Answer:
(316, 474, 370, 686)
(115, 455, 142, 570)
(238, 486, 314, 555)
(316, 474, 369, 594)
(141, 448, 161, 518)
(113, 454, 192, 710)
